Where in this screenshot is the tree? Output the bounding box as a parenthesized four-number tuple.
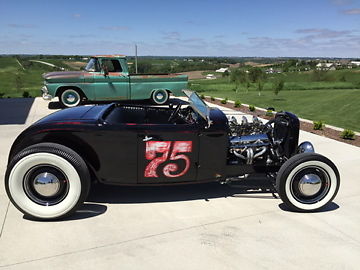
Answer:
(257, 80, 264, 96)
(248, 67, 264, 83)
(230, 69, 248, 92)
(273, 79, 284, 95)
(246, 81, 251, 92)
(14, 70, 23, 93)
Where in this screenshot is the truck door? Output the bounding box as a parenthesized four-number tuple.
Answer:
(93, 58, 130, 100)
(137, 125, 199, 184)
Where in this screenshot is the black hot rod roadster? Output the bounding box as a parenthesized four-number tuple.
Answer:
(5, 90, 340, 219)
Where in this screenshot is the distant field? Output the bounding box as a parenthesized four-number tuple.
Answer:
(1, 55, 359, 132)
(0, 57, 83, 98)
(190, 77, 360, 132)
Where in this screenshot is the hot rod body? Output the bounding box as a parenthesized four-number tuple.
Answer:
(5, 91, 340, 220)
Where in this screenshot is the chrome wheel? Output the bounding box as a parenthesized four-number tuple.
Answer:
(152, 89, 169, 105)
(33, 172, 60, 197)
(23, 165, 69, 206)
(276, 153, 340, 212)
(290, 166, 330, 204)
(156, 93, 164, 100)
(60, 89, 81, 107)
(66, 94, 76, 103)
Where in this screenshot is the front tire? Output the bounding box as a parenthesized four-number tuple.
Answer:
(59, 88, 83, 108)
(151, 89, 169, 105)
(5, 143, 90, 220)
(276, 153, 340, 212)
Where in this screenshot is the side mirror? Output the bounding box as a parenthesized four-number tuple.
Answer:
(102, 66, 109, 77)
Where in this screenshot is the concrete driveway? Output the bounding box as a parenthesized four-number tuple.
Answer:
(0, 98, 359, 269)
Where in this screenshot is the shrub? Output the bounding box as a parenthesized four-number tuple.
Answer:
(234, 100, 241, 108)
(0, 92, 4, 99)
(313, 120, 324, 130)
(249, 105, 256, 112)
(340, 129, 355, 140)
(220, 98, 228, 104)
(200, 94, 205, 99)
(22, 91, 30, 98)
(222, 70, 230, 77)
(210, 96, 215, 101)
(265, 109, 273, 117)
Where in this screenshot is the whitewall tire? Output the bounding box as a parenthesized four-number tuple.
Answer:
(276, 153, 340, 212)
(5, 143, 90, 220)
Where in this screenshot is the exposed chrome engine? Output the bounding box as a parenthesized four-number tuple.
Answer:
(228, 116, 272, 165)
(228, 112, 314, 166)
(230, 134, 270, 164)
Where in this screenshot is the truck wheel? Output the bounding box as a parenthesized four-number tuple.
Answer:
(151, 89, 169, 105)
(276, 153, 340, 212)
(5, 143, 90, 220)
(59, 88, 83, 108)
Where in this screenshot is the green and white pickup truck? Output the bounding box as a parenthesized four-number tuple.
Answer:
(41, 55, 188, 108)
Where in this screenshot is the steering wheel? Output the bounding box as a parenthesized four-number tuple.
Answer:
(168, 104, 181, 123)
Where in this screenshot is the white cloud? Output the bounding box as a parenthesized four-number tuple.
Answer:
(162, 32, 181, 40)
(295, 28, 352, 39)
(7, 24, 36, 28)
(100, 26, 129, 31)
(329, 0, 352, 5)
(342, 8, 360, 14)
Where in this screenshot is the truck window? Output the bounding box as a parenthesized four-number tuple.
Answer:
(85, 58, 100, 72)
(101, 59, 123, 72)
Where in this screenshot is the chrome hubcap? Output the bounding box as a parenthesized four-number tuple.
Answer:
(24, 165, 69, 206)
(33, 172, 61, 197)
(66, 94, 76, 103)
(156, 93, 164, 99)
(298, 174, 322, 196)
(290, 166, 331, 204)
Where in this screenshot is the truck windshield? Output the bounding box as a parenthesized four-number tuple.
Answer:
(85, 58, 100, 72)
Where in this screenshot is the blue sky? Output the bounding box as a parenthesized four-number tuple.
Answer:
(0, 0, 359, 57)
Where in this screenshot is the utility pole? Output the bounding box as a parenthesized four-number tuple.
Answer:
(135, 44, 138, 74)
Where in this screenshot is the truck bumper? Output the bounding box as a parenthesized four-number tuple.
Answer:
(41, 86, 52, 100)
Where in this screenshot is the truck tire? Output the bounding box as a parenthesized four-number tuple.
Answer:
(59, 88, 83, 108)
(5, 143, 91, 220)
(151, 89, 169, 105)
(276, 153, 340, 212)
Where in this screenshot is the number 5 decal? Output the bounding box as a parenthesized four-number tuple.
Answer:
(144, 141, 192, 178)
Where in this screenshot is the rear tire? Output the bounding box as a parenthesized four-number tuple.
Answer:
(5, 143, 90, 220)
(59, 88, 83, 108)
(276, 153, 340, 212)
(151, 89, 169, 105)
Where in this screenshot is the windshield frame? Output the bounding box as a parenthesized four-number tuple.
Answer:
(183, 90, 211, 127)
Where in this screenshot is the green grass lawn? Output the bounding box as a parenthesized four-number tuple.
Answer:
(0, 57, 60, 98)
(190, 79, 360, 132)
